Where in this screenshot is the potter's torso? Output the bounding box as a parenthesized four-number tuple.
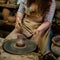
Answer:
(21, 0, 43, 23)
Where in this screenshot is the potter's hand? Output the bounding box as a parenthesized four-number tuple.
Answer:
(31, 29, 40, 44)
(15, 17, 22, 31)
(15, 12, 23, 30)
(32, 29, 40, 38)
(15, 18, 22, 27)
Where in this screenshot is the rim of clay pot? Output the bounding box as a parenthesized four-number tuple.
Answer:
(52, 35, 60, 47)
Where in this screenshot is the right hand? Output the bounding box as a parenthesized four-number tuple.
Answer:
(15, 13, 23, 29)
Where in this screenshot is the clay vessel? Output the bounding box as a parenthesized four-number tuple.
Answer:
(7, 16, 16, 23)
(51, 35, 60, 56)
(2, 8, 10, 21)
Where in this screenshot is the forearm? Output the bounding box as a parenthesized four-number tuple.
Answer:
(15, 12, 23, 29)
(37, 21, 51, 32)
(16, 12, 23, 21)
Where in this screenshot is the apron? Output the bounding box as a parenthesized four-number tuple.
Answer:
(21, 7, 50, 54)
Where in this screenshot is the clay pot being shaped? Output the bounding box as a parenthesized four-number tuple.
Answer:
(51, 35, 60, 56)
(16, 34, 26, 47)
(16, 38, 25, 47)
(2, 8, 10, 21)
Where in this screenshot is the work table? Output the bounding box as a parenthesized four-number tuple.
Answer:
(0, 37, 39, 60)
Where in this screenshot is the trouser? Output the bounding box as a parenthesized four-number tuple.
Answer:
(45, 28, 53, 52)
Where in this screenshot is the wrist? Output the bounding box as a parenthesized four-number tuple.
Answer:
(37, 28, 41, 32)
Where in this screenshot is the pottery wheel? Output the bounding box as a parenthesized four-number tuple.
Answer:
(3, 40, 37, 55)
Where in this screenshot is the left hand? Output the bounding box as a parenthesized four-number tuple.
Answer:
(31, 29, 40, 44)
(32, 29, 40, 38)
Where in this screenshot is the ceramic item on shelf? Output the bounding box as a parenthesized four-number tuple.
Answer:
(51, 35, 60, 56)
(0, 0, 6, 4)
(7, 16, 16, 23)
(2, 8, 10, 21)
(8, 0, 16, 4)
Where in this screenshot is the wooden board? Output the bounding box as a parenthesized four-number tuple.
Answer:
(0, 4, 19, 8)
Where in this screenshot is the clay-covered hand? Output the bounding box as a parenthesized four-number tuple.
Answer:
(15, 19, 21, 28)
(15, 12, 23, 30)
(32, 29, 40, 39)
(15, 16, 22, 32)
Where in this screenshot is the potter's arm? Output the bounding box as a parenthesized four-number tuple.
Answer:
(37, 0, 56, 32)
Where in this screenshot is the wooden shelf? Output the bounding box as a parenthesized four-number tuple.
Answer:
(0, 4, 19, 8)
(0, 20, 15, 26)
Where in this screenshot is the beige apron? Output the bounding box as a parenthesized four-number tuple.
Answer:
(22, 17, 50, 54)
(21, 7, 50, 54)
